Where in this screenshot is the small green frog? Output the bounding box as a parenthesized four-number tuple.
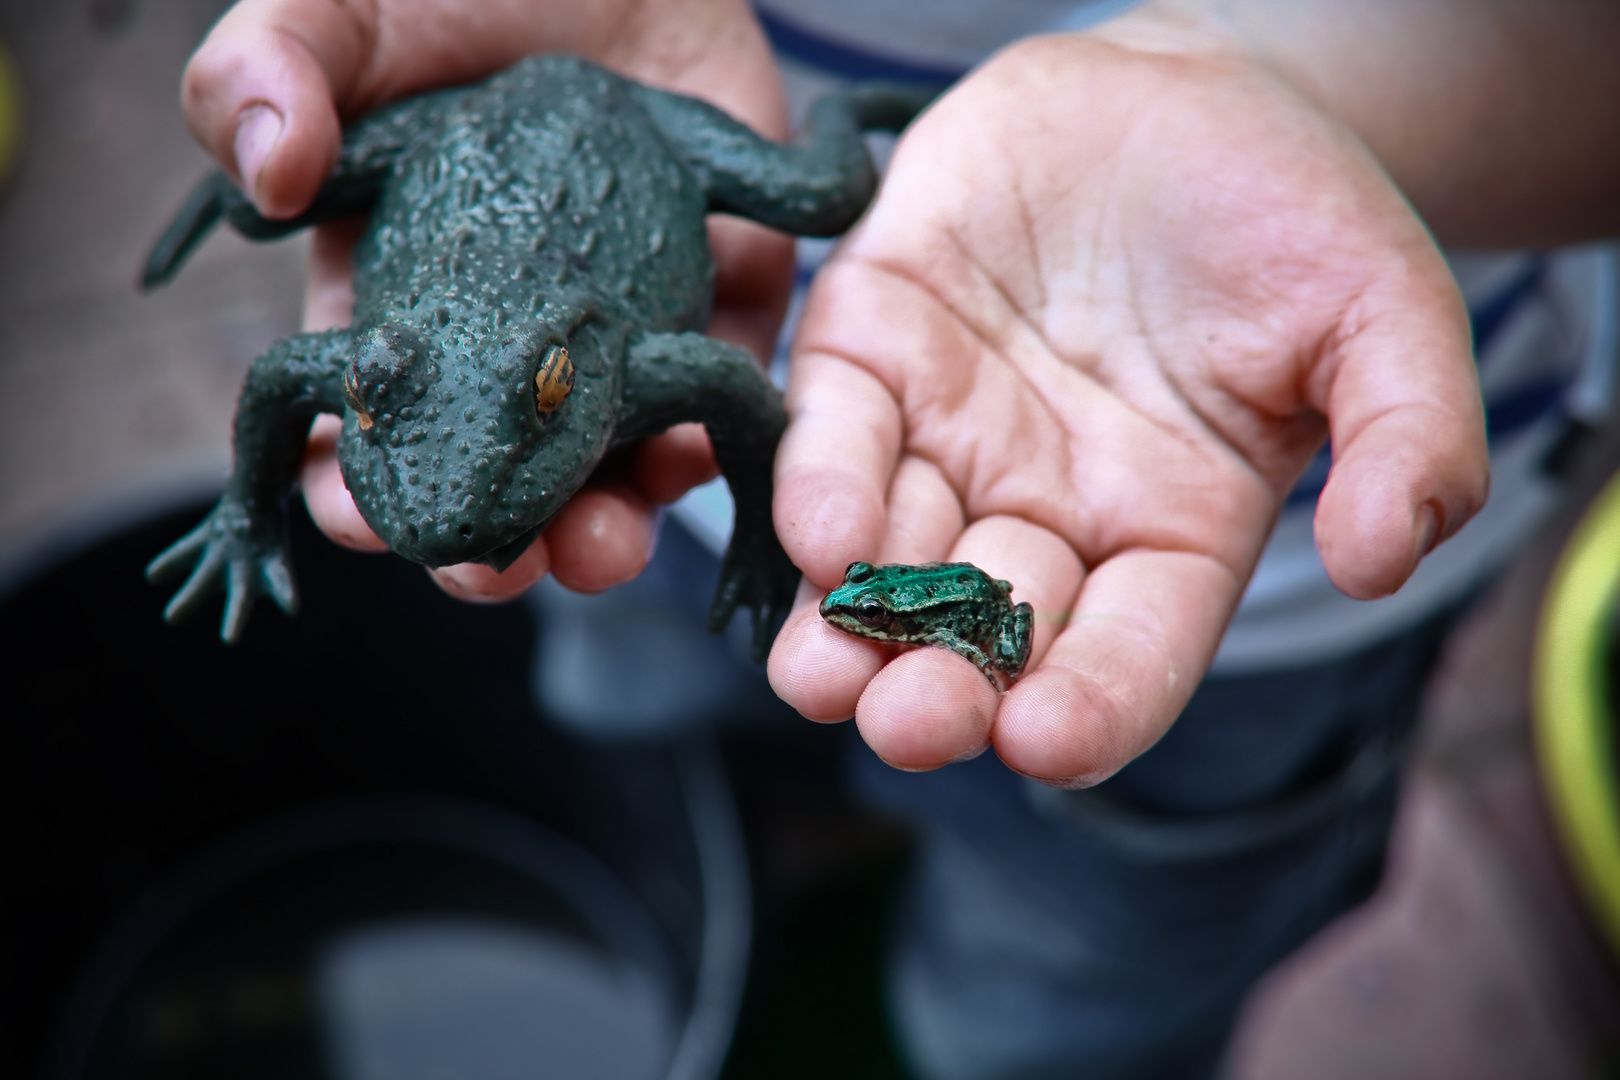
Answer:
(819, 561, 1034, 685)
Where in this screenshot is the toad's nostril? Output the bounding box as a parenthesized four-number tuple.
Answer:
(352, 322, 433, 406)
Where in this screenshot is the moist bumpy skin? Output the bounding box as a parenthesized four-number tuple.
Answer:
(142, 56, 931, 658)
(820, 561, 1035, 685)
(334, 64, 713, 570)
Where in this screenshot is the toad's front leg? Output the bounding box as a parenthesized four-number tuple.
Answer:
(148, 330, 352, 642)
(620, 332, 799, 662)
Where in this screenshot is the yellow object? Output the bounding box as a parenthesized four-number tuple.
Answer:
(1534, 469, 1620, 955)
(0, 41, 19, 187)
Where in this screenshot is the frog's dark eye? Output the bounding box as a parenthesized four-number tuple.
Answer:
(342, 367, 373, 430)
(846, 561, 875, 584)
(854, 597, 890, 629)
(535, 344, 575, 415)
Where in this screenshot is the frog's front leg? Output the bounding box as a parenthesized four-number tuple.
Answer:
(620, 332, 799, 662)
(147, 330, 352, 642)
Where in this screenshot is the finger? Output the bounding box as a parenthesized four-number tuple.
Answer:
(301, 415, 390, 552)
(853, 516, 1084, 770)
(857, 648, 998, 770)
(630, 423, 720, 505)
(992, 549, 1241, 787)
(768, 456, 962, 724)
(950, 515, 1083, 670)
(544, 485, 659, 594)
(776, 352, 901, 588)
(877, 456, 964, 564)
(768, 578, 888, 722)
(430, 535, 552, 603)
(303, 219, 362, 332)
(631, 219, 793, 508)
(707, 216, 795, 363)
(1311, 262, 1489, 599)
(181, 0, 357, 216)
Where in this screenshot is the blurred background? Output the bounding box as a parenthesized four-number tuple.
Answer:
(1, 1, 1617, 1077)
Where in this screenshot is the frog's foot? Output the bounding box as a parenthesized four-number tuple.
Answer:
(708, 530, 801, 664)
(146, 498, 296, 643)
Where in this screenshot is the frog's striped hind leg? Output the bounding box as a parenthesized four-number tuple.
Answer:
(148, 330, 353, 642)
(999, 601, 1036, 681)
(141, 91, 451, 288)
(627, 80, 937, 237)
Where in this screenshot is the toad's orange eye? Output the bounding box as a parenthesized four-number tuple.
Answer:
(342, 367, 373, 430)
(535, 344, 575, 415)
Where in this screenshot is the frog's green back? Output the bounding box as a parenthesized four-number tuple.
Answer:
(867, 562, 1014, 606)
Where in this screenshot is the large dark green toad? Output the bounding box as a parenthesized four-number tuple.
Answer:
(141, 56, 928, 660)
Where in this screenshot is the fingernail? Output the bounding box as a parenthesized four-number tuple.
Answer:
(429, 564, 505, 604)
(1413, 502, 1439, 562)
(233, 104, 283, 204)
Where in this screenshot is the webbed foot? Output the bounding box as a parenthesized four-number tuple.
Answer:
(146, 497, 296, 643)
(708, 529, 800, 664)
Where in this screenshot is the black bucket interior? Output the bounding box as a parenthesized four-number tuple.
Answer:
(0, 496, 748, 1080)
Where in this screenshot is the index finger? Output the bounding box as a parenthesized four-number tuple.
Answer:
(774, 348, 902, 589)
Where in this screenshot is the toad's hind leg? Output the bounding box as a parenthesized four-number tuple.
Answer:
(619, 332, 798, 662)
(629, 81, 936, 237)
(141, 91, 454, 288)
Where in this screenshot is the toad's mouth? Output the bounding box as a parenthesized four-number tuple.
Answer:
(475, 524, 545, 572)
(383, 504, 552, 570)
(341, 428, 578, 570)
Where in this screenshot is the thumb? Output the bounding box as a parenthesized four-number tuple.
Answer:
(180, 0, 366, 217)
(1313, 253, 1489, 600)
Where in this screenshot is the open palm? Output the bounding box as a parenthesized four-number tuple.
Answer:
(768, 35, 1487, 785)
